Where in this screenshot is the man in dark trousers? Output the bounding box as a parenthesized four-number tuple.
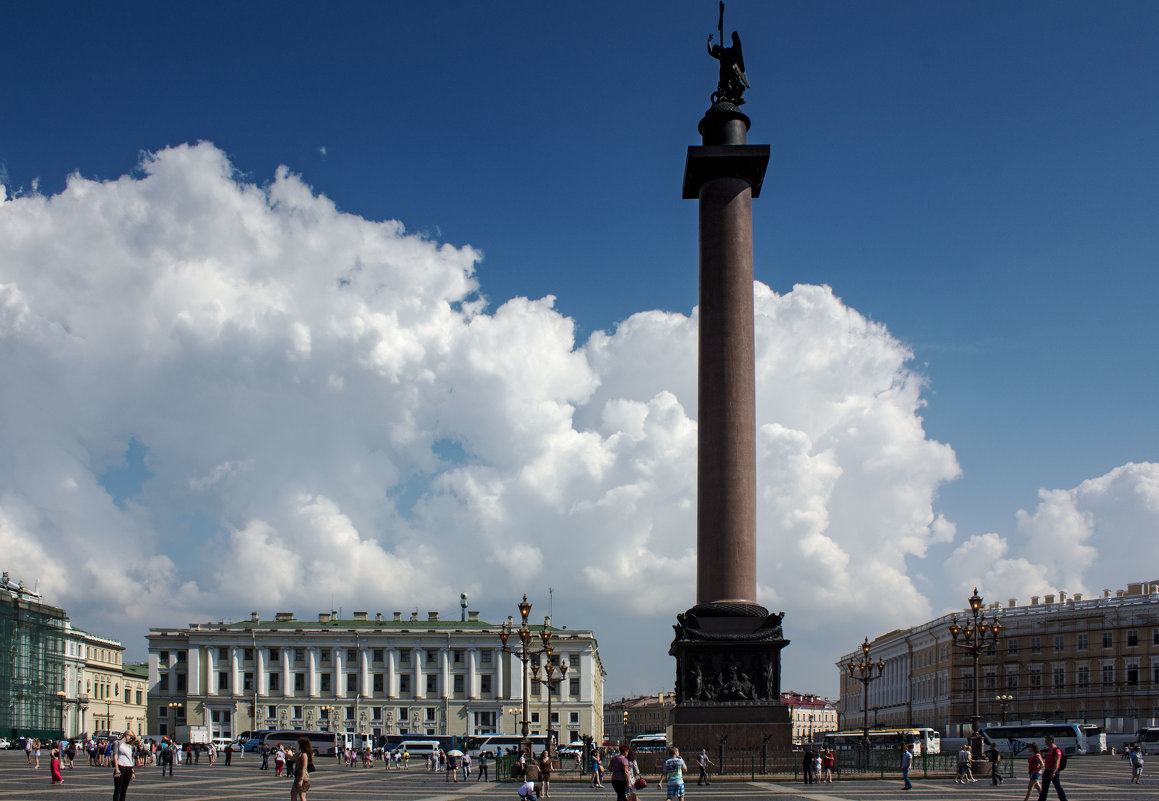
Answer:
(1037, 734, 1068, 801)
(697, 748, 714, 785)
(988, 743, 1003, 785)
(802, 746, 815, 784)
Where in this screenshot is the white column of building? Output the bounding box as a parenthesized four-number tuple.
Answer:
(386, 649, 398, 699)
(307, 648, 319, 698)
(205, 647, 217, 696)
(576, 653, 592, 702)
(413, 648, 424, 699)
(256, 648, 267, 695)
(187, 647, 202, 695)
(360, 648, 371, 699)
(495, 649, 504, 698)
(229, 647, 241, 695)
(334, 647, 346, 698)
(440, 649, 450, 699)
(281, 649, 291, 698)
(467, 649, 479, 699)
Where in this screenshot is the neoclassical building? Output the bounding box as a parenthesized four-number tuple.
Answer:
(837, 580, 1159, 736)
(146, 608, 605, 744)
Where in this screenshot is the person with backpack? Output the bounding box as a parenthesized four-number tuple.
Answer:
(1037, 734, 1068, 801)
(1131, 746, 1144, 784)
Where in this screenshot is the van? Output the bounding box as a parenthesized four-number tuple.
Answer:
(391, 739, 441, 758)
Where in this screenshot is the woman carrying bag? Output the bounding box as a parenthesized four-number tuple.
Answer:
(291, 736, 314, 801)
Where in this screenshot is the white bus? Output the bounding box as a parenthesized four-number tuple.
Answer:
(261, 730, 341, 757)
(629, 733, 668, 753)
(1136, 727, 1159, 755)
(1079, 725, 1106, 754)
(980, 723, 1088, 756)
(465, 734, 549, 758)
(821, 728, 941, 754)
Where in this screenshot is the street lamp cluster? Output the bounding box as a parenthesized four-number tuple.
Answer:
(845, 637, 884, 768)
(498, 595, 566, 757)
(948, 587, 1003, 756)
(995, 694, 1014, 725)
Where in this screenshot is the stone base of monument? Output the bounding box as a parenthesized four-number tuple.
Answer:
(669, 602, 793, 754)
(671, 701, 793, 753)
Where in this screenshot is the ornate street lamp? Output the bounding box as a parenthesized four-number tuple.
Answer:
(846, 637, 884, 769)
(499, 595, 553, 759)
(995, 694, 1014, 726)
(56, 690, 67, 738)
(319, 705, 338, 732)
(948, 587, 1003, 757)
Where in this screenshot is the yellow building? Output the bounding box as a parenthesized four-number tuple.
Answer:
(78, 631, 148, 736)
(837, 581, 1159, 736)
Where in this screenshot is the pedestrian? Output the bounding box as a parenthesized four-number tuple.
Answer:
(291, 737, 314, 801)
(537, 749, 554, 797)
(822, 748, 835, 782)
(1036, 734, 1068, 801)
(518, 777, 538, 800)
(697, 748, 713, 785)
(1131, 746, 1144, 784)
(901, 743, 914, 790)
(225, 742, 233, 765)
(610, 744, 631, 801)
(956, 743, 975, 783)
(988, 743, 1004, 785)
(802, 745, 814, 784)
(477, 749, 490, 781)
(25, 736, 32, 765)
(50, 747, 64, 784)
(590, 749, 604, 788)
(34, 737, 42, 769)
(261, 744, 270, 770)
(65, 739, 77, 768)
(662, 746, 688, 801)
(445, 750, 458, 782)
(1022, 743, 1044, 801)
(626, 748, 642, 800)
(112, 730, 140, 801)
(275, 746, 286, 777)
(462, 751, 471, 780)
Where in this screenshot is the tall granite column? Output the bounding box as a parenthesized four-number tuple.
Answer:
(669, 25, 792, 753)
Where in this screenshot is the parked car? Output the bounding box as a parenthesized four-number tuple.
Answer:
(0, 738, 10, 749)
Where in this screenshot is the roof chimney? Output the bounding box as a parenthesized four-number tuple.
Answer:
(1073, 593, 1083, 601)
(1008, 599, 1017, 608)
(353, 611, 368, 621)
(468, 611, 480, 622)
(1030, 596, 1040, 605)
(393, 612, 402, 622)
(1045, 594, 1055, 604)
(1058, 591, 1067, 602)
(428, 611, 439, 621)
(250, 611, 260, 622)
(375, 612, 383, 622)
(275, 612, 294, 621)
(319, 612, 331, 623)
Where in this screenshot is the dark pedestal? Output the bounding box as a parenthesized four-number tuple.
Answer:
(669, 601, 792, 754)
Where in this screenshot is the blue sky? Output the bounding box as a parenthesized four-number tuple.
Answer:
(3, 1, 1158, 701)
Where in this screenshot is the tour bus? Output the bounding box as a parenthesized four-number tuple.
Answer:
(1136, 727, 1159, 755)
(261, 730, 342, 757)
(821, 728, 941, 754)
(1079, 724, 1107, 754)
(629, 733, 669, 753)
(980, 723, 1089, 756)
(465, 734, 549, 758)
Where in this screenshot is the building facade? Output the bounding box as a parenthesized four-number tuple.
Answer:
(0, 575, 69, 740)
(75, 630, 148, 737)
(837, 581, 1159, 736)
(781, 691, 838, 744)
(146, 608, 605, 745)
(603, 693, 676, 745)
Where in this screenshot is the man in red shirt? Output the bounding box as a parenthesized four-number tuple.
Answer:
(1037, 734, 1068, 801)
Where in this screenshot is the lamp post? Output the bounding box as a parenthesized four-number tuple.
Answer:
(948, 587, 1003, 758)
(845, 637, 884, 770)
(319, 705, 337, 732)
(498, 595, 554, 759)
(506, 706, 520, 736)
(56, 691, 67, 739)
(165, 701, 181, 739)
(995, 694, 1014, 726)
(536, 660, 568, 756)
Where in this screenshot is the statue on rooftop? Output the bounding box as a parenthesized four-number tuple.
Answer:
(708, 3, 750, 106)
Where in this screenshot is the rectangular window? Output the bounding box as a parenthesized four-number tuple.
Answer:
(320, 674, 331, 692)
(244, 648, 253, 661)
(373, 674, 384, 693)
(1153, 664, 1159, 684)
(346, 707, 355, 721)
(481, 675, 492, 694)
(177, 651, 186, 662)
(453, 650, 464, 664)
(294, 673, 305, 692)
(1006, 674, 1018, 690)
(1128, 665, 1139, 686)
(984, 673, 996, 690)
(176, 673, 186, 691)
(1077, 633, 1088, 650)
(218, 647, 229, 661)
(1102, 664, 1115, 685)
(1030, 637, 1041, 654)
(347, 648, 357, 663)
(295, 648, 305, 662)
(569, 712, 579, 724)
(1029, 672, 1042, 690)
(160, 650, 169, 662)
(1127, 630, 1139, 647)
(218, 671, 229, 691)
(269, 648, 280, 661)
(426, 707, 437, 722)
(426, 675, 438, 694)
(346, 674, 358, 692)
(570, 678, 580, 695)
(532, 678, 541, 693)
(399, 676, 411, 694)
(125, 688, 131, 703)
(372, 707, 382, 720)
(399, 651, 409, 665)
(453, 675, 464, 693)
(481, 651, 492, 664)
(1103, 632, 1113, 649)
(268, 673, 280, 691)
(1077, 666, 1090, 687)
(1053, 667, 1065, 688)
(294, 706, 303, 720)
(426, 650, 437, 665)
(268, 705, 277, 718)
(136, 690, 143, 705)
(243, 673, 254, 691)
(321, 649, 331, 662)
(1007, 639, 1018, 655)
(1153, 629, 1159, 646)
(373, 649, 384, 663)
(1054, 635, 1065, 652)
(398, 707, 408, 720)
(531, 712, 540, 723)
